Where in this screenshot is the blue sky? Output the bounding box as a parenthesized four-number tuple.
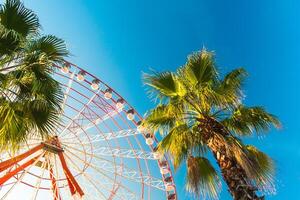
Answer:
(21, 0, 300, 199)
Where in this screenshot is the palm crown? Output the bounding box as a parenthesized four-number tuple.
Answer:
(143, 50, 280, 199)
(0, 0, 69, 150)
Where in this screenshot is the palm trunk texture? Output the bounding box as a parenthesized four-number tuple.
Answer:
(198, 118, 264, 200)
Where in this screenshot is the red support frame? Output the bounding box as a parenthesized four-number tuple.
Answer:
(58, 151, 84, 197)
(0, 154, 42, 185)
(0, 61, 178, 200)
(49, 167, 61, 200)
(0, 143, 44, 172)
(0, 138, 84, 198)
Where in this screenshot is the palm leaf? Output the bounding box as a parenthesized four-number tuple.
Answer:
(0, 69, 63, 149)
(24, 35, 68, 66)
(0, 0, 66, 151)
(0, 101, 28, 150)
(142, 48, 280, 199)
(186, 156, 221, 199)
(215, 68, 247, 107)
(143, 71, 186, 100)
(0, 58, 63, 151)
(222, 106, 281, 136)
(246, 145, 275, 194)
(158, 123, 208, 170)
(178, 49, 218, 88)
(227, 138, 275, 194)
(0, 0, 40, 36)
(0, 27, 22, 56)
(143, 103, 184, 133)
(158, 123, 191, 169)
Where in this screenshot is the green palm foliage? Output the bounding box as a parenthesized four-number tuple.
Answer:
(143, 49, 280, 199)
(0, 0, 68, 150)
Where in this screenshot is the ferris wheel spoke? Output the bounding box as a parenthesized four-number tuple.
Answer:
(0, 144, 45, 173)
(107, 184, 138, 200)
(59, 109, 119, 139)
(63, 153, 137, 200)
(0, 143, 43, 163)
(57, 150, 84, 198)
(62, 148, 119, 185)
(91, 146, 157, 160)
(74, 174, 107, 200)
(0, 62, 176, 200)
(30, 156, 48, 200)
(60, 129, 140, 144)
(63, 141, 156, 161)
(58, 92, 98, 136)
(63, 149, 137, 195)
(52, 153, 61, 189)
(61, 71, 76, 111)
(92, 160, 165, 191)
(57, 87, 122, 138)
(63, 147, 166, 191)
(89, 128, 140, 141)
(70, 111, 118, 134)
(1, 173, 26, 199)
(63, 147, 124, 186)
(0, 152, 46, 199)
(47, 157, 61, 200)
(62, 153, 110, 200)
(63, 143, 137, 168)
(60, 161, 138, 200)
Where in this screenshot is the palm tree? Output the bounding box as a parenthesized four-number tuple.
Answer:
(0, 0, 68, 150)
(142, 50, 280, 200)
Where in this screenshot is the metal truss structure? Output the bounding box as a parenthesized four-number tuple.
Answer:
(0, 62, 177, 200)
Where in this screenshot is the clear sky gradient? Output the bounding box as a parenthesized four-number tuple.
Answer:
(19, 0, 300, 199)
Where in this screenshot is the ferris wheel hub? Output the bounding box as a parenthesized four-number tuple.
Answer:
(41, 141, 64, 154)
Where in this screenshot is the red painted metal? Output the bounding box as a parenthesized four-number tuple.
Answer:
(49, 167, 61, 200)
(59, 61, 178, 199)
(0, 61, 178, 200)
(0, 143, 44, 172)
(58, 151, 84, 197)
(0, 154, 42, 185)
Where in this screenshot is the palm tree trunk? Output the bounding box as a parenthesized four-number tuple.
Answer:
(199, 118, 264, 200)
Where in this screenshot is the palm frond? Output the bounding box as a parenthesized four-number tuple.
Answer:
(0, 101, 28, 150)
(186, 156, 221, 199)
(0, 0, 40, 36)
(246, 145, 275, 194)
(0, 65, 63, 150)
(27, 103, 61, 136)
(158, 123, 208, 170)
(0, 26, 22, 56)
(227, 138, 276, 194)
(28, 70, 63, 109)
(24, 35, 69, 66)
(192, 84, 229, 114)
(178, 49, 218, 89)
(143, 71, 186, 100)
(142, 49, 280, 199)
(222, 106, 281, 136)
(158, 123, 191, 169)
(215, 68, 247, 107)
(0, 0, 67, 152)
(143, 103, 184, 133)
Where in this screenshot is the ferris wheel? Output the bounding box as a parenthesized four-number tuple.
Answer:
(0, 62, 177, 200)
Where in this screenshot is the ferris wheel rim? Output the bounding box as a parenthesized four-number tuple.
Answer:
(0, 60, 177, 200)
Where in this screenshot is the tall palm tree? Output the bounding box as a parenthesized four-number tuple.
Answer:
(0, 0, 68, 150)
(142, 50, 280, 200)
